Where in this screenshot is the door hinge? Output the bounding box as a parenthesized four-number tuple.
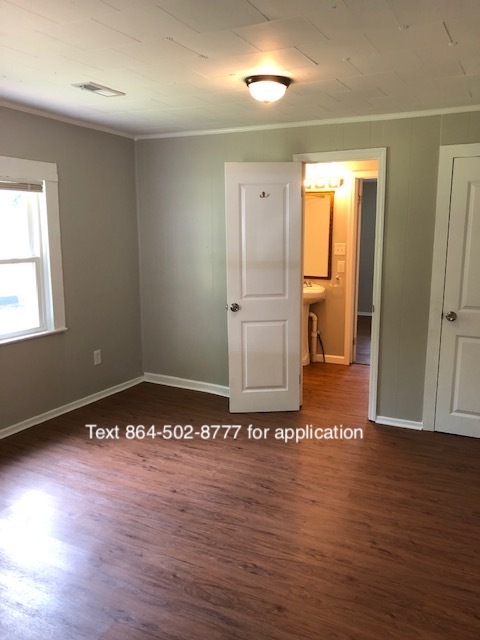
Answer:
(372, 304, 375, 313)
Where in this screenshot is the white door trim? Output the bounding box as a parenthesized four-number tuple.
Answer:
(351, 171, 378, 365)
(423, 143, 480, 431)
(294, 148, 387, 422)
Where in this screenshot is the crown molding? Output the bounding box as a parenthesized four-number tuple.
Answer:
(135, 105, 480, 140)
(0, 100, 135, 140)
(3, 99, 480, 142)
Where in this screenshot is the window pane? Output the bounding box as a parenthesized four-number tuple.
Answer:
(0, 263, 41, 337)
(0, 190, 41, 259)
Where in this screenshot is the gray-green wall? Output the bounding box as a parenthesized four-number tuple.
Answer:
(0, 107, 142, 430)
(136, 112, 480, 423)
(2, 106, 480, 431)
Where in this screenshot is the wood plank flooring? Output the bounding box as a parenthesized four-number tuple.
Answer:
(1, 364, 479, 640)
(354, 315, 371, 365)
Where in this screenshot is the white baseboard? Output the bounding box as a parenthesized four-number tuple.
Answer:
(144, 372, 229, 398)
(1, 375, 424, 441)
(0, 377, 144, 440)
(375, 416, 423, 430)
(357, 311, 373, 317)
(312, 354, 348, 365)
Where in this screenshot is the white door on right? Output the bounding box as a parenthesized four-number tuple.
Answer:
(436, 156, 480, 437)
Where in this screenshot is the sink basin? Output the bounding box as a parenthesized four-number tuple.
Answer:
(303, 283, 326, 303)
(302, 283, 326, 365)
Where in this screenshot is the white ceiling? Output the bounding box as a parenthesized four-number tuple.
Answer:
(2, 0, 480, 137)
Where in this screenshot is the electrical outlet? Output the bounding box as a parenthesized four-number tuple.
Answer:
(334, 242, 346, 256)
(93, 349, 102, 366)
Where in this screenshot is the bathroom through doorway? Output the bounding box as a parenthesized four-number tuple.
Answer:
(295, 148, 386, 421)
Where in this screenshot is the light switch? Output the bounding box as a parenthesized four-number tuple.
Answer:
(338, 260, 345, 273)
(334, 242, 346, 255)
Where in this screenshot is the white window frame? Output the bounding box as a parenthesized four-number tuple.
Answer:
(0, 156, 66, 344)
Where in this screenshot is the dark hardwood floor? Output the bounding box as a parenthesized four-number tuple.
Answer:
(354, 315, 371, 365)
(1, 364, 479, 640)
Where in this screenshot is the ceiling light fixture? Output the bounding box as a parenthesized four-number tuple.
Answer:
(72, 82, 125, 97)
(244, 75, 292, 103)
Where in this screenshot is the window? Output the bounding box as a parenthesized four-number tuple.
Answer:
(0, 156, 66, 344)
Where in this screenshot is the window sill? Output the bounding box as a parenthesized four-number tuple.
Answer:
(0, 327, 68, 346)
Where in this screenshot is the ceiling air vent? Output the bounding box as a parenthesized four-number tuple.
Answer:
(72, 82, 125, 97)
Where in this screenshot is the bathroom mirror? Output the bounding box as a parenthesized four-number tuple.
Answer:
(303, 190, 334, 279)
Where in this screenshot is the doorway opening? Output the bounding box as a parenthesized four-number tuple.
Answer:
(295, 149, 386, 421)
(353, 177, 377, 366)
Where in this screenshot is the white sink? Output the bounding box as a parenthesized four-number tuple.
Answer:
(303, 283, 326, 303)
(302, 283, 326, 365)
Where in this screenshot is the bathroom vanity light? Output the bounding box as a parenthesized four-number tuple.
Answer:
(245, 75, 292, 103)
(325, 177, 344, 188)
(304, 177, 344, 190)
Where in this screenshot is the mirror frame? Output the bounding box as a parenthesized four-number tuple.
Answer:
(304, 190, 334, 280)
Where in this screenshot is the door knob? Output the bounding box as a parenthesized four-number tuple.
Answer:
(445, 311, 457, 322)
(229, 303, 240, 312)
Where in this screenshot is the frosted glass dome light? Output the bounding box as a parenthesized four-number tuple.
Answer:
(245, 75, 292, 103)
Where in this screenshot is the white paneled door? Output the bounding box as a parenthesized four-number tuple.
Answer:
(225, 163, 302, 413)
(436, 156, 480, 438)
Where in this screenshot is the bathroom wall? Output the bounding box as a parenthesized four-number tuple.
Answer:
(307, 184, 349, 360)
(0, 107, 142, 431)
(136, 111, 480, 423)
